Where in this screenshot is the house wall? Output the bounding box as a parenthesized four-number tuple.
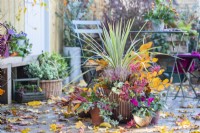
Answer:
(0, 0, 25, 32)
(0, 0, 63, 53)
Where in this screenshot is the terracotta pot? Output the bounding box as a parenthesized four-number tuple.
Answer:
(133, 115, 152, 127)
(90, 107, 103, 126)
(109, 93, 133, 123)
(151, 111, 160, 125)
(10, 52, 18, 56)
(78, 111, 91, 118)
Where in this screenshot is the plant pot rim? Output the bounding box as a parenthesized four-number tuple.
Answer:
(40, 79, 63, 82)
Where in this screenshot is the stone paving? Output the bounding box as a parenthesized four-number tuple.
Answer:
(0, 85, 199, 133)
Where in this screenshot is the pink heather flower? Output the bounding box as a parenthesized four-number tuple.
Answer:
(130, 63, 140, 72)
(130, 98, 138, 107)
(141, 96, 146, 101)
(147, 97, 154, 106)
(150, 65, 161, 72)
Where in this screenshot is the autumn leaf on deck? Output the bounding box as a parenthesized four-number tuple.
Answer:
(99, 122, 112, 128)
(190, 130, 200, 133)
(21, 128, 31, 133)
(75, 121, 86, 129)
(156, 126, 174, 133)
(27, 101, 42, 107)
(176, 118, 191, 127)
(50, 123, 63, 132)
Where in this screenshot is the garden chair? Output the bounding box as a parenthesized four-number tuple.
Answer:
(72, 20, 103, 86)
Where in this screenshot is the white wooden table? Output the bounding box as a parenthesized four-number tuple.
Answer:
(0, 55, 38, 104)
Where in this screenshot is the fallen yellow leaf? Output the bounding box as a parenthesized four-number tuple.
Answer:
(99, 122, 112, 128)
(21, 128, 31, 133)
(176, 118, 191, 126)
(27, 101, 42, 106)
(75, 121, 86, 129)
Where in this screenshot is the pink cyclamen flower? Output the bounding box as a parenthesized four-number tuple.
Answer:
(130, 98, 138, 107)
(147, 97, 154, 106)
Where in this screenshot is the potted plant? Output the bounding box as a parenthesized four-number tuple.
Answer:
(25, 52, 68, 99)
(4, 22, 32, 57)
(144, 0, 178, 31)
(80, 19, 170, 125)
(13, 79, 45, 103)
(56, 86, 118, 126)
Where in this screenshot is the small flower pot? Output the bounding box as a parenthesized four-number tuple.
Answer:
(151, 111, 160, 125)
(133, 115, 152, 127)
(152, 20, 164, 31)
(90, 107, 103, 126)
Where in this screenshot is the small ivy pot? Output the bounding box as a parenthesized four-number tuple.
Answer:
(133, 115, 152, 127)
(90, 106, 103, 126)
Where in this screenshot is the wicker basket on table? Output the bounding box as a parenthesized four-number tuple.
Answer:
(0, 23, 10, 58)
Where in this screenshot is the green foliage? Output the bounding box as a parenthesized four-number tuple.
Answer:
(144, 0, 177, 25)
(25, 52, 68, 80)
(83, 19, 139, 69)
(151, 33, 170, 54)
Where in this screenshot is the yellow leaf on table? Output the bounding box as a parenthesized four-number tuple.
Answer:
(21, 128, 31, 133)
(75, 121, 86, 129)
(27, 101, 42, 106)
(0, 88, 5, 95)
(99, 122, 112, 128)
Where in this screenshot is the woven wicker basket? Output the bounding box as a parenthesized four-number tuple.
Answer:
(40, 79, 62, 99)
(109, 93, 133, 123)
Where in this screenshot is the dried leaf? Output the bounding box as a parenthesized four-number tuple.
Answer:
(27, 101, 42, 106)
(21, 128, 31, 133)
(176, 118, 191, 126)
(75, 121, 86, 129)
(99, 122, 112, 128)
